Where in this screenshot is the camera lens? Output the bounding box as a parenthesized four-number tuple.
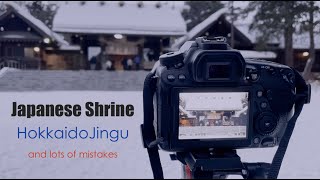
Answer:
(208, 64, 230, 79)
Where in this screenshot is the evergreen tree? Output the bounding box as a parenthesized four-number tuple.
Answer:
(26, 1, 58, 29)
(243, 1, 306, 67)
(182, 1, 224, 31)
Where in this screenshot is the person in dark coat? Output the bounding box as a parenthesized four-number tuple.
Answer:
(134, 55, 141, 70)
(89, 56, 97, 70)
(121, 57, 128, 70)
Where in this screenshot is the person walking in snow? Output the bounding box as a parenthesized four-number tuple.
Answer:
(127, 58, 133, 70)
(106, 60, 112, 71)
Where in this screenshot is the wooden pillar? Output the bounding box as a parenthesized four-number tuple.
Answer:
(80, 35, 89, 70)
(39, 43, 45, 70)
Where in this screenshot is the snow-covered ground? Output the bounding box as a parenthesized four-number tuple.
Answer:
(0, 82, 319, 179)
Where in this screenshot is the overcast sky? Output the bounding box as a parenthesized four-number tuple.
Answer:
(35, 1, 253, 12)
(44, 1, 186, 11)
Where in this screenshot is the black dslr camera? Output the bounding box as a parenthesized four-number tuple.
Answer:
(141, 37, 310, 179)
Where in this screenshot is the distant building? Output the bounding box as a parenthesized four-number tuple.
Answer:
(172, 6, 320, 72)
(0, 2, 81, 70)
(52, 1, 187, 70)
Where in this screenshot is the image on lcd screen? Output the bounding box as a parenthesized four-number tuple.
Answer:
(178, 92, 249, 140)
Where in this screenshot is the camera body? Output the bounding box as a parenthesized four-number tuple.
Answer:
(153, 37, 297, 152)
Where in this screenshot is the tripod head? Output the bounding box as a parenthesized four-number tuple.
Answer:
(171, 149, 270, 179)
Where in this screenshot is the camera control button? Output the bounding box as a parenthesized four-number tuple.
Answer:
(253, 137, 260, 144)
(287, 73, 294, 83)
(257, 91, 263, 97)
(260, 102, 268, 109)
(250, 73, 259, 81)
(167, 74, 175, 82)
(279, 69, 284, 73)
(268, 67, 276, 75)
(256, 113, 278, 136)
(178, 74, 186, 81)
(261, 137, 275, 147)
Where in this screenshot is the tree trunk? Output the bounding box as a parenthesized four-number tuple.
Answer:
(303, 2, 316, 80)
(284, 27, 294, 67)
(284, 2, 294, 68)
(230, 1, 235, 48)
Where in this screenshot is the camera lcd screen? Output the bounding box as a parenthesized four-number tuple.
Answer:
(178, 92, 249, 140)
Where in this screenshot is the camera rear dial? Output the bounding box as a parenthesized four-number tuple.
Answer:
(255, 112, 279, 136)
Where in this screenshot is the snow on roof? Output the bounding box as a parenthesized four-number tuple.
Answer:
(187, 8, 228, 40)
(58, 44, 81, 51)
(2, 1, 69, 46)
(172, 8, 228, 49)
(182, 92, 246, 111)
(228, 2, 280, 45)
(239, 50, 276, 59)
(53, 1, 186, 36)
(171, 36, 188, 51)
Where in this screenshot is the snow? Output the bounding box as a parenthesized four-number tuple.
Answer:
(3, 1, 69, 46)
(0, 84, 319, 178)
(52, 1, 186, 36)
(59, 44, 81, 51)
(279, 32, 320, 49)
(239, 50, 277, 59)
(171, 36, 188, 51)
(1, 34, 25, 39)
(0, 67, 19, 79)
(181, 92, 245, 111)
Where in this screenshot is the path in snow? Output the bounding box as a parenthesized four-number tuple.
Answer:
(0, 83, 319, 179)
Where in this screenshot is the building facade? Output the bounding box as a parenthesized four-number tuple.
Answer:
(0, 2, 79, 70)
(52, 1, 186, 70)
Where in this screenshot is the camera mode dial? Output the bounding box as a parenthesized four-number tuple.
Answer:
(255, 112, 278, 136)
(160, 51, 184, 69)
